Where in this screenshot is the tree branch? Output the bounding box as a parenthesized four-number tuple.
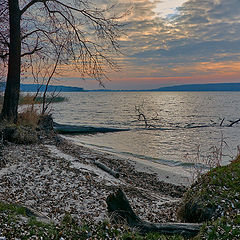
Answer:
(20, 0, 46, 15)
(21, 28, 57, 40)
(21, 45, 42, 57)
(0, 32, 10, 48)
(0, 52, 8, 59)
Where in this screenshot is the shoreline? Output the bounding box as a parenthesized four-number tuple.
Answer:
(0, 135, 187, 225)
(62, 135, 191, 187)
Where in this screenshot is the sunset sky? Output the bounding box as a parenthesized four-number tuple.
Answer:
(54, 0, 240, 89)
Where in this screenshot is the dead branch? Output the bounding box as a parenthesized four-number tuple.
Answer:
(228, 118, 240, 127)
(220, 118, 224, 126)
(135, 105, 157, 129)
(94, 160, 120, 178)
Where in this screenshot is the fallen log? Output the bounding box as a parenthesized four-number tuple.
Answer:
(106, 188, 201, 238)
(53, 122, 129, 134)
(94, 160, 120, 178)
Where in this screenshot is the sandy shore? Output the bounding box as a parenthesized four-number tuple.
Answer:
(0, 135, 187, 224)
(61, 136, 191, 186)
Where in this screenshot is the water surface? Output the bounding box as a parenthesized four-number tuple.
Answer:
(51, 92, 240, 171)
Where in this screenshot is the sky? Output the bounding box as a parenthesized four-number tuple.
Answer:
(32, 0, 240, 90)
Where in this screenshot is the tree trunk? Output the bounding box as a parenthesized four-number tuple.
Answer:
(1, 0, 21, 123)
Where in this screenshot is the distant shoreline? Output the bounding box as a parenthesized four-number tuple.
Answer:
(18, 82, 240, 92)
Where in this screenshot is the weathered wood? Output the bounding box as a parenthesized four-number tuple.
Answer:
(106, 188, 202, 238)
(53, 122, 129, 134)
(107, 188, 141, 225)
(228, 118, 240, 127)
(94, 160, 120, 178)
(134, 222, 202, 237)
(220, 118, 224, 126)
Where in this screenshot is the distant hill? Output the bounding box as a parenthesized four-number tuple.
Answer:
(86, 83, 240, 92)
(20, 84, 85, 92)
(151, 83, 240, 92)
(18, 82, 240, 92)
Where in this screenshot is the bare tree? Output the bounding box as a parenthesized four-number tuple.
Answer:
(0, 0, 124, 122)
(27, 43, 64, 114)
(0, 0, 8, 95)
(0, 0, 9, 62)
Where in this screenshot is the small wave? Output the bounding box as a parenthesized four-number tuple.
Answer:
(71, 140, 209, 169)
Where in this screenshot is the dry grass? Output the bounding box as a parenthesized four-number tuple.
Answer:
(19, 94, 36, 105)
(184, 134, 238, 184)
(17, 108, 40, 129)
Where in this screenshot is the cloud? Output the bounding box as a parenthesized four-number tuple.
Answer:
(131, 39, 240, 62)
(55, 0, 240, 89)
(112, 0, 240, 82)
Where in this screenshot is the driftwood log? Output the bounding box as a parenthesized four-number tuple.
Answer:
(94, 160, 120, 178)
(53, 122, 129, 134)
(106, 189, 201, 238)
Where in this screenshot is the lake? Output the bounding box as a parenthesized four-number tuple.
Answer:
(50, 92, 240, 173)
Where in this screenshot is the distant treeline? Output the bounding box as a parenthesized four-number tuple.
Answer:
(1, 82, 240, 92)
(0, 83, 85, 92)
(151, 83, 240, 92)
(20, 84, 85, 92)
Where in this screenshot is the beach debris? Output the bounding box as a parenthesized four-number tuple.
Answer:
(94, 160, 120, 178)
